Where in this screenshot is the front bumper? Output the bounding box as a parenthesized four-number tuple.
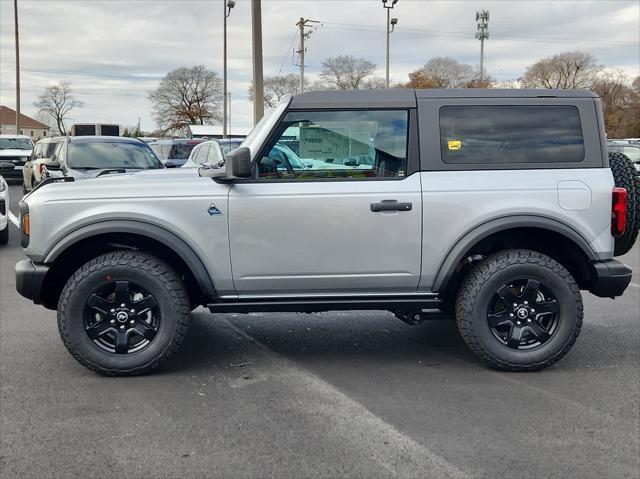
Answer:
(15, 260, 49, 304)
(589, 260, 633, 298)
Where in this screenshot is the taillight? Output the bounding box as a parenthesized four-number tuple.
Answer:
(39, 164, 46, 175)
(611, 187, 627, 237)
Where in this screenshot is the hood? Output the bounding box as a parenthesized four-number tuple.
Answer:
(26, 166, 216, 204)
(0, 149, 32, 157)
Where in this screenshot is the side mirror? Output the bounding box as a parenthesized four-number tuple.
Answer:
(227, 147, 252, 178)
(44, 162, 61, 171)
(209, 147, 252, 180)
(164, 160, 178, 168)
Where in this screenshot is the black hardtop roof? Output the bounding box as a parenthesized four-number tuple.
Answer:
(289, 88, 597, 109)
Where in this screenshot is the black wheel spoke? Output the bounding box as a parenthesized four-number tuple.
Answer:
(114, 330, 130, 354)
(506, 325, 524, 348)
(488, 311, 511, 328)
(134, 295, 157, 314)
(114, 281, 131, 306)
(133, 321, 157, 341)
(496, 285, 518, 306)
(521, 279, 541, 303)
(527, 321, 551, 342)
(535, 300, 559, 315)
(87, 294, 113, 314)
(86, 320, 112, 340)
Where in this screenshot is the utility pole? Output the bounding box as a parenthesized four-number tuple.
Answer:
(295, 18, 320, 94)
(475, 10, 489, 82)
(227, 91, 231, 137)
(14, 0, 21, 135)
(382, 0, 398, 89)
(223, 0, 235, 139)
(251, 0, 264, 124)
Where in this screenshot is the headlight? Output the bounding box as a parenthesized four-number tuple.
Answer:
(0, 178, 6, 192)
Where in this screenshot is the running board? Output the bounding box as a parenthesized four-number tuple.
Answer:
(207, 296, 441, 314)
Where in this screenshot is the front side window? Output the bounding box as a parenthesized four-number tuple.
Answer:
(194, 145, 210, 164)
(440, 105, 585, 164)
(257, 110, 409, 180)
(46, 141, 60, 158)
(208, 144, 222, 163)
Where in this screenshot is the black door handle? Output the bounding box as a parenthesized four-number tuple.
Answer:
(370, 200, 413, 212)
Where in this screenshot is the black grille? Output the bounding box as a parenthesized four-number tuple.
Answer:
(1, 156, 27, 165)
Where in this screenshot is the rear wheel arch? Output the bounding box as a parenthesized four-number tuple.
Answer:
(40, 221, 216, 309)
(432, 216, 599, 294)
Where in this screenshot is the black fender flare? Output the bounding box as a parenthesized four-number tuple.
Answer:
(43, 220, 216, 298)
(431, 215, 600, 292)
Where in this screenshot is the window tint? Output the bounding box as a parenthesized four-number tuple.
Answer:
(258, 110, 408, 180)
(440, 106, 585, 164)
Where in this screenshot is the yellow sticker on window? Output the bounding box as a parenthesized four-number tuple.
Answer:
(448, 140, 462, 150)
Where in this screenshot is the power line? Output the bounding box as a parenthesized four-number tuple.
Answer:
(319, 20, 638, 47)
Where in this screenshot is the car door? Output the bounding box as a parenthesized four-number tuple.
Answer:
(228, 108, 422, 296)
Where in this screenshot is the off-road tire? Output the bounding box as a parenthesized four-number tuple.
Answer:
(609, 151, 640, 256)
(455, 249, 583, 371)
(58, 250, 190, 376)
(0, 226, 8, 245)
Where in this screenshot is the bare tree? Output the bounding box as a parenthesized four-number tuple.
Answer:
(521, 51, 601, 89)
(403, 57, 481, 89)
(249, 74, 307, 108)
(318, 55, 377, 90)
(361, 76, 387, 90)
(33, 82, 83, 135)
(592, 70, 640, 138)
(149, 65, 223, 133)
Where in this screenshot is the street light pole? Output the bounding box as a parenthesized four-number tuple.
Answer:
(223, 0, 235, 139)
(251, 0, 264, 124)
(382, 0, 398, 89)
(14, 0, 21, 135)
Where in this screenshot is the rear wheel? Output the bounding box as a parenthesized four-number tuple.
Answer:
(455, 249, 582, 371)
(57, 251, 190, 375)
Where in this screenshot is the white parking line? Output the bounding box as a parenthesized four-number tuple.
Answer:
(8, 211, 19, 229)
(630, 283, 640, 289)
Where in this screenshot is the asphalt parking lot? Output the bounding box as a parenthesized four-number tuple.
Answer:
(1, 183, 638, 479)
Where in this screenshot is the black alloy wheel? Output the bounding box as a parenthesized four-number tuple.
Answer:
(487, 279, 559, 350)
(84, 280, 160, 354)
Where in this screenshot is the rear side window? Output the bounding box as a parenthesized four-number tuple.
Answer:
(439, 106, 585, 164)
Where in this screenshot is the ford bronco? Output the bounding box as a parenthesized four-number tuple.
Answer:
(15, 89, 637, 375)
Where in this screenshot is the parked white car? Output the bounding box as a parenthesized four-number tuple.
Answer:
(23, 136, 65, 192)
(182, 139, 243, 168)
(0, 134, 33, 185)
(0, 175, 9, 244)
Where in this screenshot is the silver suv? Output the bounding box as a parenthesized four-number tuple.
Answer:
(15, 89, 636, 375)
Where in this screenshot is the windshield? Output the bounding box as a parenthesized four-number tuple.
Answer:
(0, 137, 33, 150)
(68, 141, 163, 170)
(169, 143, 198, 159)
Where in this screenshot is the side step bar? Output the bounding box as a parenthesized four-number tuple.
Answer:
(207, 296, 441, 314)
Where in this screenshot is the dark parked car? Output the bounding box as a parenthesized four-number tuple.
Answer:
(42, 136, 164, 182)
(148, 139, 204, 167)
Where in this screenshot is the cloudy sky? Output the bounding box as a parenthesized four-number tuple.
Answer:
(0, 0, 638, 133)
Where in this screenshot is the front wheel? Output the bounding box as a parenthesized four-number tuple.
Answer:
(58, 251, 191, 376)
(455, 249, 583, 371)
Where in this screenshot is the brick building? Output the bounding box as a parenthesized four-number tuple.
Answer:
(0, 106, 51, 141)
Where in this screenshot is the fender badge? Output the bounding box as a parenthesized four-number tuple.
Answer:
(208, 204, 222, 216)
